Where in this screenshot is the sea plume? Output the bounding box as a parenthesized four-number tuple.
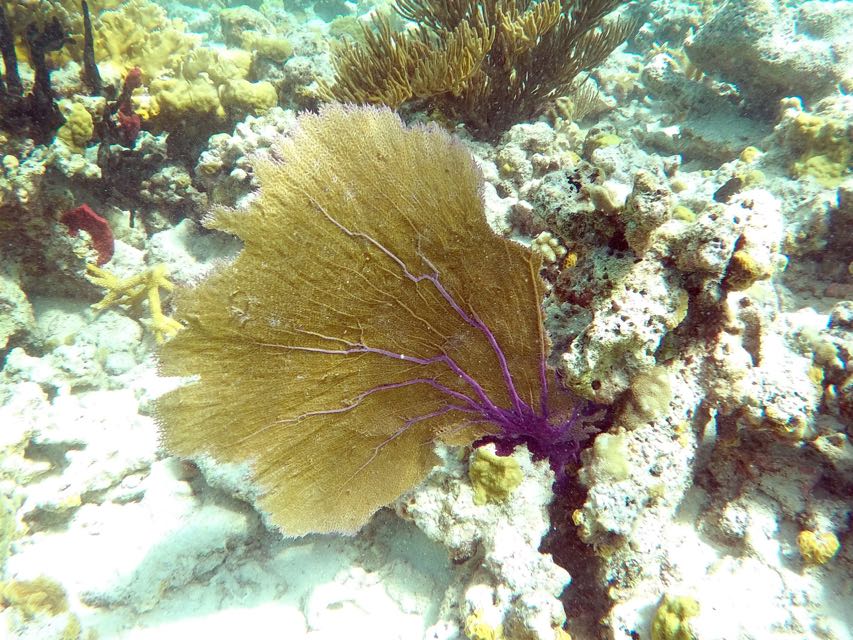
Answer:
(156, 105, 582, 536)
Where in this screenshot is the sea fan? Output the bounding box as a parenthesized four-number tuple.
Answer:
(156, 105, 585, 536)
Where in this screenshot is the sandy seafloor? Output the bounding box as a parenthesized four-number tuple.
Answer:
(0, 0, 851, 638)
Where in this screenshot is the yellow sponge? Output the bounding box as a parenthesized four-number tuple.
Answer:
(469, 447, 523, 506)
(219, 79, 279, 116)
(56, 101, 94, 151)
(797, 530, 840, 565)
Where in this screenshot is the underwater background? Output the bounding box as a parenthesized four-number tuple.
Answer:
(0, 0, 851, 638)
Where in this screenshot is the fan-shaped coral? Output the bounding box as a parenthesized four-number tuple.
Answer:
(156, 105, 582, 536)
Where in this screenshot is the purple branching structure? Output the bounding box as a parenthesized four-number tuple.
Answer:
(256, 198, 588, 487)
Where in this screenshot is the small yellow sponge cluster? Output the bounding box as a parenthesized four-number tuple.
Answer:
(464, 609, 504, 640)
(651, 594, 700, 640)
(583, 132, 622, 158)
(722, 249, 772, 291)
(781, 98, 852, 188)
(797, 530, 840, 565)
(56, 101, 94, 151)
(0, 575, 84, 639)
(0, 576, 68, 617)
(468, 447, 523, 506)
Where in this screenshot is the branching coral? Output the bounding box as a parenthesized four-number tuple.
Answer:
(0, 8, 72, 143)
(322, 0, 638, 139)
(155, 105, 587, 535)
(86, 263, 181, 343)
(323, 13, 496, 109)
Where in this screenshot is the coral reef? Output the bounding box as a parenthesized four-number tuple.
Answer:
(400, 444, 571, 640)
(0, 265, 34, 351)
(774, 95, 852, 188)
(685, 0, 853, 113)
(194, 107, 298, 205)
(0, 1, 850, 638)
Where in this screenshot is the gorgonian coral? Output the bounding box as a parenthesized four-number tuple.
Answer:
(156, 105, 585, 535)
(322, 0, 639, 140)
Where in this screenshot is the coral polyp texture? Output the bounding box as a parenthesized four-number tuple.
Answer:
(155, 105, 582, 536)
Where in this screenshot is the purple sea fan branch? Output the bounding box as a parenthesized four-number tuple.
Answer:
(418, 252, 531, 418)
(475, 402, 591, 486)
(312, 199, 536, 421)
(345, 403, 483, 485)
(228, 376, 485, 448)
(264, 328, 504, 417)
(309, 200, 591, 479)
(303, 190, 588, 477)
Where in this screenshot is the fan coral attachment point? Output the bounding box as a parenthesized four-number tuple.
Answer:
(155, 105, 587, 536)
(86, 264, 182, 343)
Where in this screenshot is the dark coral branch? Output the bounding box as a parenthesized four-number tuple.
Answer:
(1, 5, 98, 144)
(0, 15, 75, 143)
(25, 17, 72, 141)
(0, 3, 22, 96)
(81, 0, 102, 95)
